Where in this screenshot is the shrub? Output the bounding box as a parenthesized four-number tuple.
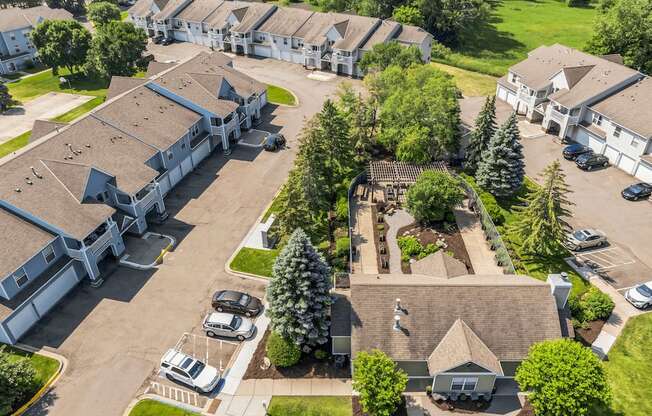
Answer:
(335, 237, 350, 258)
(266, 331, 301, 367)
(580, 287, 615, 321)
(445, 211, 456, 223)
(353, 350, 407, 416)
(483, 198, 505, 225)
(398, 236, 422, 261)
(335, 196, 348, 222)
(0, 346, 37, 414)
(314, 349, 329, 360)
(567, 0, 589, 6)
(317, 240, 330, 254)
(430, 42, 452, 59)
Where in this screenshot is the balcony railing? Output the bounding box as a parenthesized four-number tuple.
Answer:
(90, 229, 113, 255)
(549, 108, 565, 123)
(135, 184, 158, 212)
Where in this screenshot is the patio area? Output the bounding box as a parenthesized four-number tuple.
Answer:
(119, 232, 175, 270)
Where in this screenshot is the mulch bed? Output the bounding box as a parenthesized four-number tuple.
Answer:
(352, 396, 408, 416)
(242, 329, 351, 379)
(397, 221, 474, 275)
(575, 319, 607, 346)
(372, 204, 390, 274)
(431, 397, 491, 413)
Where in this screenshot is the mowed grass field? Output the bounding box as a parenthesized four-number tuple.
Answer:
(431, 62, 497, 96)
(439, 0, 598, 76)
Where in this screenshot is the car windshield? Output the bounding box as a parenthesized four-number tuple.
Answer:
(629, 185, 643, 193)
(230, 315, 242, 329)
(188, 361, 206, 379)
(573, 231, 588, 241)
(636, 285, 652, 297)
(238, 294, 250, 306)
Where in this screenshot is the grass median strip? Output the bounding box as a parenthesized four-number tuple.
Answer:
(266, 84, 296, 106)
(52, 96, 106, 123)
(129, 399, 200, 416)
(0, 130, 31, 158)
(268, 396, 352, 416)
(230, 247, 279, 278)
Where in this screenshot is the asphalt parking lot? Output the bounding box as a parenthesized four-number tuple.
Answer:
(22, 55, 355, 416)
(522, 133, 652, 290)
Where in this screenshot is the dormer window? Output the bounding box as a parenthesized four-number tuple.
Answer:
(13, 268, 28, 288)
(593, 114, 602, 126)
(613, 126, 621, 138)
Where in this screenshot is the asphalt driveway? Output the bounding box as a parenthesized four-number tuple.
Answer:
(522, 135, 652, 289)
(22, 57, 354, 416)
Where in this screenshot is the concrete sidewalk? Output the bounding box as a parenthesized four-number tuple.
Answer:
(453, 201, 504, 275)
(350, 197, 378, 274)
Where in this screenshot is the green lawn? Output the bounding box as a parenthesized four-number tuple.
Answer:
(439, 0, 598, 76)
(0, 130, 31, 158)
(268, 396, 352, 416)
(7, 68, 108, 103)
(52, 96, 106, 123)
(594, 313, 652, 416)
(230, 247, 279, 277)
(431, 62, 497, 97)
(2, 345, 60, 412)
(266, 84, 296, 106)
(262, 186, 286, 222)
(129, 399, 200, 416)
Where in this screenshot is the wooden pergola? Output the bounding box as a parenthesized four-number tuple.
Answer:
(367, 161, 448, 186)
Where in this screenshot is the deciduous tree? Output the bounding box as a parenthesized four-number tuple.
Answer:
(392, 4, 424, 26)
(0, 82, 18, 112)
(352, 350, 408, 416)
(516, 339, 611, 416)
(0, 346, 37, 415)
(417, 0, 491, 45)
(359, 41, 422, 74)
(406, 171, 465, 222)
(85, 21, 147, 78)
(476, 113, 524, 197)
(511, 160, 573, 256)
(465, 95, 496, 174)
(87, 1, 121, 26)
(30, 20, 91, 75)
(266, 228, 332, 347)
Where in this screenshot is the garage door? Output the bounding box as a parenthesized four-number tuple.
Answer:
(588, 135, 605, 153)
(169, 165, 182, 187)
(158, 175, 171, 196)
(497, 86, 507, 101)
(6, 305, 38, 342)
(574, 128, 590, 146)
(181, 155, 193, 176)
(617, 154, 636, 174)
(260, 91, 267, 107)
(280, 50, 291, 62)
(506, 91, 516, 106)
(291, 52, 303, 64)
(174, 30, 188, 42)
(604, 145, 620, 164)
(253, 45, 271, 58)
(635, 162, 652, 183)
(191, 140, 211, 165)
(33, 265, 79, 316)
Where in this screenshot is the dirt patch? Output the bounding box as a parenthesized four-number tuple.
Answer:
(353, 396, 407, 416)
(397, 222, 474, 274)
(575, 319, 607, 346)
(372, 204, 390, 273)
(243, 329, 351, 379)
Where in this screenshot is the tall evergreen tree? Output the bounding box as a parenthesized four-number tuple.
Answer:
(0, 82, 18, 112)
(266, 228, 332, 347)
(465, 95, 496, 174)
(275, 168, 318, 238)
(296, 117, 330, 215)
(511, 160, 574, 256)
(476, 113, 525, 197)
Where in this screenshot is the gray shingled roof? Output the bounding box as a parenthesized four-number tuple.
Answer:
(175, 0, 223, 22)
(330, 291, 352, 337)
(589, 77, 652, 139)
(229, 2, 274, 33)
(410, 251, 468, 278)
(459, 96, 514, 128)
(360, 20, 399, 51)
(348, 274, 562, 362)
(393, 24, 430, 45)
(0, 6, 72, 32)
(107, 76, 147, 100)
(256, 7, 313, 37)
(146, 61, 176, 77)
(29, 120, 67, 144)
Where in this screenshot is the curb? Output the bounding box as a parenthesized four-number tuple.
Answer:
(11, 345, 67, 416)
(266, 84, 300, 108)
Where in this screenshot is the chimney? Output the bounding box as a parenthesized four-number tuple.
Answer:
(393, 314, 401, 331)
(547, 272, 573, 309)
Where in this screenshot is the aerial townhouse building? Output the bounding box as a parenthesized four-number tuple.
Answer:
(0, 5, 72, 74)
(129, 0, 432, 77)
(495, 44, 651, 181)
(0, 51, 267, 345)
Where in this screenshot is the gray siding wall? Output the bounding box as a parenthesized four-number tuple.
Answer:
(83, 168, 114, 202)
(0, 237, 65, 299)
(433, 373, 496, 394)
(0, 27, 32, 57)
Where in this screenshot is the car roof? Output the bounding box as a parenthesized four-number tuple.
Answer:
(579, 228, 603, 236)
(207, 312, 236, 325)
(217, 290, 243, 301)
(162, 349, 195, 367)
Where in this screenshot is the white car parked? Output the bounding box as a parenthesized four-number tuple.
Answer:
(160, 349, 220, 393)
(625, 281, 652, 309)
(202, 312, 255, 341)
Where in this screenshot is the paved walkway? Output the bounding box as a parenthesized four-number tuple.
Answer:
(453, 201, 504, 275)
(384, 209, 414, 274)
(350, 196, 378, 274)
(0, 92, 94, 143)
(405, 395, 521, 416)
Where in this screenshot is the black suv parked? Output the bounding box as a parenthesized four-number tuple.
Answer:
(575, 153, 609, 171)
(563, 143, 593, 160)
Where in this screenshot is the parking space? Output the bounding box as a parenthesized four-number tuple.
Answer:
(238, 129, 268, 148)
(522, 134, 652, 290)
(173, 332, 239, 373)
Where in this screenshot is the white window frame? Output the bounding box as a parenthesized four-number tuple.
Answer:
(42, 244, 55, 264)
(13, 268, 28, 288)
(613, 126, 622, 138)
(630, 138, 639, 148)
(450, 377, 478, 391)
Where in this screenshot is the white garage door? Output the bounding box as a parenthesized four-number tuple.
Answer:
(635, 163, 652, 183)
(574, 128, 590, 146)
(33, 265, 79, 316)
(497, 86, 507, 101)
(181, 155, 193, 176)
(604, 145, 620, 164)
(6, 305, 38, 342)
(280, 50, 291, 62)
(253, 45, 271, 58)
(588, 135, 605, 153)
(506, 91, 517, 106)
(260, 91, 267, 107)
(159, 175, 171, 196)
(169, 165, 182, 187)
(191, 140, 211, 165)
(271, 47, 281, 60)
(174, 30, 188, 42)
(617, 154, 636, 174)
(291, 52, 303, 64)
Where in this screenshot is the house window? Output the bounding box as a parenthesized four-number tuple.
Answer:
(167, 150, 174, 160)
(283, 38, 288, 45)
(181, 142, 187, 149)
(593, 114, 602, 126)
(451, 377, 478, 391)
(510, 73, 517, 83)
(13, 269, 28, 288)
(630, 138, 639, 148)
(10, 34, 15, 40)
(42, 245, 56, 264)
(613, 126, 622, 138)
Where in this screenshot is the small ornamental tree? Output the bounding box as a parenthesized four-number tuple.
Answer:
(0, 82, 18, 112)
(511, 160, 573, 256)
(476, 112, 525, 197)
(87, 1, 121, 26)
(0, 346, 37, 415)
(516, 339, 611, 416)
(465, 95, 496, 174)
(85, 21, 147, 78)
(266, 228, 332, 347)
(352, 350, 408, 416)
(406, 171, 465, 223)
(30, 20, 91, 75)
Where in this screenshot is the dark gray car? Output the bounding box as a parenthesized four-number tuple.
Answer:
(211, 290, 262, 317)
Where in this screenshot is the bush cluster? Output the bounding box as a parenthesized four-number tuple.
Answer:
(570, 287, 615, 325)
(266, 331, 301, 368)
(397, 236, 440, 262)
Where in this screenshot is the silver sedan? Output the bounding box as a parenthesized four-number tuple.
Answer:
(566, 229, 607, 251)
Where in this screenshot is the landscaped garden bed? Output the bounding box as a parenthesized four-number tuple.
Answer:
(243, 330, 351, 379)
(575, 318, 607, 346)
(371, 204, 390, 273)
(430, 395, 491, 413)
(397, 221, 473, 274)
